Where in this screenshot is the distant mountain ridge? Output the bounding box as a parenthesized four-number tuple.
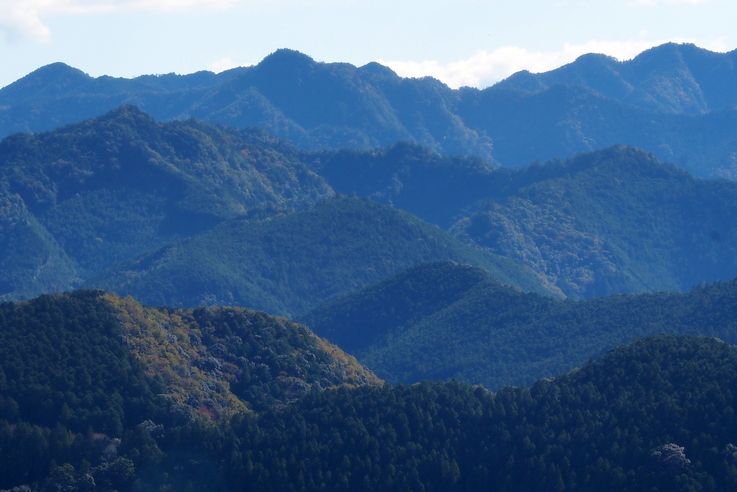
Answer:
(3, 43, 737, 177)
(496, 43, 737, 114)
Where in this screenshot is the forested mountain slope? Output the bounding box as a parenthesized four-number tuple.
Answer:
(5, 109, 737, 305)
(90, 197, 549, 316)
(5, 297, 737, 491)
(0, 290, 377, 490)
(451, 146, 737, 297)
(312, 145, 737, 298)
(305, 262, 737, 388)
(224, 336, 737, 491)
(0, 106, 332, 299)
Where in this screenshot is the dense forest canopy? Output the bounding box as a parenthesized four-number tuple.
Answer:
(305, 261, 737, 388)
(88, 196, 547, 315)
(3, 296, 736, 492)
(0, 291, 377, 490)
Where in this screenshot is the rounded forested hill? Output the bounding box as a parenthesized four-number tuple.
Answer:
(451, 146, 737, 298)
(304, 261, 737, 389)
(0, 106, 332, 299)
(225, 336, 737, 491)
(0, 290, 378, 490)
(90, 196, 550, 316)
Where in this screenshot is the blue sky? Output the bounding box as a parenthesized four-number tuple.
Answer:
(0, 0, 734, 89)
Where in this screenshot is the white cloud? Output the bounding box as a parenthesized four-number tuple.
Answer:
(0, 0, 237, 42)
(208, 56, 239, 73)
(629, 0, 709, 5)
(0, 1, 52, 42)
(381, 37, 730, 89)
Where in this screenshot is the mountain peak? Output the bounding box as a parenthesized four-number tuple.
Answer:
(567, 145, 686, 179)
(1, 62, 90, 95)
(359, 62, 397, 79)
(257, 48, 315, 70)
(97, 104, 158, 127)
(571, 52, 618, 66)
(28, 62, 89, 81)
(632, 42, 691, 64)
(629, 42, 722, 71)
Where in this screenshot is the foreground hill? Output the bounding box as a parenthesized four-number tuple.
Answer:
(304, 262, 737, 388)
(91, 197, 549, 316)
(0, 290, 377, 490)
(0, 106, 332, 299)
(3, 44, 737, 177)
(5, 298, 737, 490)
(225, 336, 737, 491)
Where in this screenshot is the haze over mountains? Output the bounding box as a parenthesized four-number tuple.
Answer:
(3, 43, 737, 177)
(0, 106, 333, 300)
(5, 41, 737, 491)
(4, 105, 737, 304)
(89, 196, 546, 315)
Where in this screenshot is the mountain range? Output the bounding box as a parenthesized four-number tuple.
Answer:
(5, 107, 737, 304)
(310, 144, 737, 297)
(5, 38, 737, 492)
(2, 43, 737, 177)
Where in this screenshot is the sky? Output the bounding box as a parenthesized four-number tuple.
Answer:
(0, 0, 734, 90)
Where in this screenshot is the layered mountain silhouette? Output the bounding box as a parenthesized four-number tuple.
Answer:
(0, 106, 333, 299)
(5, 108, 737, 303)
(495, 43, 737, 114)
(6, 39, 737, 492)
(3, 43, 737, 177)
(0, 107, 547, 304)
(304, 261, 737, 388)
(312, 145, 737, 297)
(89, 196, 546, 315)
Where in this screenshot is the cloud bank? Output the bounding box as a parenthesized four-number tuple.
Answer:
(381, 38, 729, 89)
(630, 0, 709, 5)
